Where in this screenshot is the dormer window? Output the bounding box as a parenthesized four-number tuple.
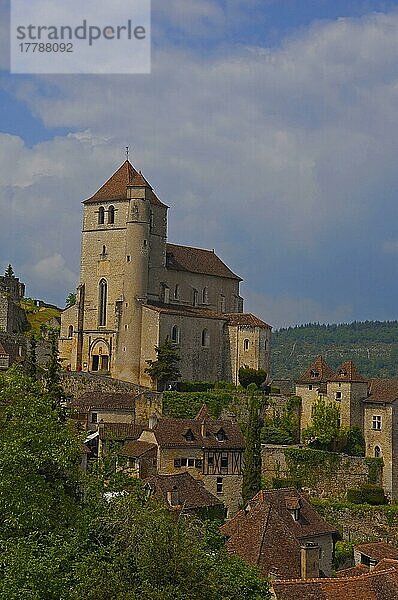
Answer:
(216, 428, 226, 442)
(339, 369, 347, 376)
(310, 370, 319, 379)
(184, 429, 195, 442)
(285, 497, 301, 521)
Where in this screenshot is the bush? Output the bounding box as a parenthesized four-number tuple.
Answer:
(238, 367, 267, 389)
(346, 484, 387, 505)
(178, 381, 215, 392)
(334, 541, 354, 569)
(261, 425, 293, 445)
(163, 391, 233, 419)
(272, 477, 301, 489)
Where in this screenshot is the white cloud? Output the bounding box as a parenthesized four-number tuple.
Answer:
(2, 11, 398, 320)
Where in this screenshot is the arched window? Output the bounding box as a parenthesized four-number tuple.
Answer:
(98, 279, 107, 326)
(192, 289, 198, 307)
(202, 287, 209, 304)
(174, 284, 180, 300)
(108, 205, 115, 224)
(171, 325, 180, 344)
(244, 339, 250, 351)
(98, 206, 105, 225)
(374, 446, 381, 458)
(201, 329, 210, 347)
(68, 325, 73, 338)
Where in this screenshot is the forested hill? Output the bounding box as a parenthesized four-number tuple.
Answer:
(271, 321, 398, 380)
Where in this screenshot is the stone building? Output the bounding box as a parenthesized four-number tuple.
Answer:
(296, 357, 398, 501)
(0, 267, 27, 334)
(59, 159, 271, 386)
(137, 405, 245, 515)
(220, 488, 338, 579)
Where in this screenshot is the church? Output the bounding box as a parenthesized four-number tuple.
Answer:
(59, 159, 271, 387)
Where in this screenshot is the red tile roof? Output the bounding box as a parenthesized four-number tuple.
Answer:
(166, 243, 242, 280)
(144, 302, 227, 321)
(273, 562, 398, 600)
(224, 313, 272, 329)
(145, 472, 223, 510)
(355, 542, 398, 562)
(118, 440, 156, 458)
(83, 160, 166, 207)
(296, 356, 336, 385)
(330, 361, 367, 383)
(152, 415, 245, 449)
(335, 564, 370, 578)
(71, 391, 137, 410)
(220, 488, 337, 579)
(99, 422, 144, 441)
(365, 379, 398, 404)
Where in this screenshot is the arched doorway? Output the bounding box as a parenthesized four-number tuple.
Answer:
(90, 339, 110, 372)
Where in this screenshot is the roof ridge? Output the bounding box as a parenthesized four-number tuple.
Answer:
(275, 566, 398, 585)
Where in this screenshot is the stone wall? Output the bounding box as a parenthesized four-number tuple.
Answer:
(262, 445, 381, 499)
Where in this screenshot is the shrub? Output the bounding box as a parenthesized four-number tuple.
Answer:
(334, 541, 354, 569)
(178, 381, 215, 392)
(346, 484, 387, 505)
(272, 477, 301, 489)
(238, 367, 267, 389)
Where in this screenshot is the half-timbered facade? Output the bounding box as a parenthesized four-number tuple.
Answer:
(138, 405, 245, 514)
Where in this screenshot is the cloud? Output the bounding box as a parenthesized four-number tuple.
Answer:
(2, 11, 398, 322)
(383, 240, 398, 253)
(32, 253, 77, 292)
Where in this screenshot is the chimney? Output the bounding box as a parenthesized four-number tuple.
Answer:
(149, 414, 158, 430)
(300, 542, 320, 580)
(166, 486, 179, 507)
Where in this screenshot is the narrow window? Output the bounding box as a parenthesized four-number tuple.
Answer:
(372, 415, 382, 431)
(68, 325, 73, 338)
(374, 446, 381, 458)
(126, 255, 131, 262)
(244, 339, 250, 351)
(180, 458, 187, 467)
(108, 205, 115, 224)
(202, 286, 208, 304)
(188, 458, 195, 467)
(308, 384, 313, 391)
(195, 459, 203, 469)
(216, 477, 223, 494)
(335, 391, 342, 400)
(174, 459, 181, 468)
(150, 210, 154, 231)
(174, 284, 179, 300)
(171, 325, 180, 344)
(201, 329, 210, 347)
(221, 453, 228, 469)
(98, 279, 107, 326)
(219, 294, 226, 313)
(98, 206, 105, 225)
(192, 289, 198, 307)
(91, 412, 98, 423)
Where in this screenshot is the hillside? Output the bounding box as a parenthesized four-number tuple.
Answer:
(20, 298, 61, 336)
(272, 321, 398, 380)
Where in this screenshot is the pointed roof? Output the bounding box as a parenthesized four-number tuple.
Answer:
(83, 160, 166, 207)
(166, 243, 242, 280)
(195, 404, 212, 421)
(296, 356, 336, 385)
(329, 361, 367, 383)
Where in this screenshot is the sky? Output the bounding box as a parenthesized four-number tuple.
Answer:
(1, 0, 398, 328)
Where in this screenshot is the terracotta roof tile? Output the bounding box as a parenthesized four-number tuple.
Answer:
(71, 391, 137, 410)
(153, 415, 245, 449)
(273, 563, 398, 600)
(220, 488, 337, 579)
(166, 243, 242, 280)
(296, 356, 336, 385)
(144, 302, 227, 321)
(118, 440, 156, 458)
(83, 160, 166, 207)
(355, 542, 398, 562)
(335, 565, 370, 578)
(365, 380, 398, 404)
(145, 472, 223, 510)
(330, 361, 367, 383)
(224, 313, 272, 329)
(100, 422, 144, 441)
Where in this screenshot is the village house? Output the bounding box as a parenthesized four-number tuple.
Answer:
(220, 488, 338, 579)
(58, 159, 271, 387)
(137, 405, 245, 515)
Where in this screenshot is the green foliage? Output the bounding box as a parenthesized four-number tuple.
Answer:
(334, 541, 354, 569)
(302, 397, 345, 452)
(25, 334, 38, 380)
(20, 298, 61, 336)
(271, 477, 301, 489)
(65, 292, 77, 309)
(238, 367, 267, 389)
(179, 380, 216, 392)
(344, 426, 365, 456)
(261, 397, 300, 445)
(346, 484, 387, 505)
(365, 457, 384, 484)
(284, 448, 342, 489)
(145, 339, 181, 390)
(163, 391, 233, 419)
(44, 330, 66, 417)
(272, 320, 398, 379)
(4, 264, 14, 278)
(242, 392, 263, 504)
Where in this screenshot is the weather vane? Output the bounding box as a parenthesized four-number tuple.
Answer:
(125, 146, 129, 161)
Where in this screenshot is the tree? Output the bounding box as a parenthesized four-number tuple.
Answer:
(238, 366, 267, 389)
(65, 292, 77, 309)
(25, 334, 38, 380)
(4, 264, 14, 278)
(44, 330, 66, 418)
(242, 386, 263, 504)
(145, 339, 181, 391)
(302, 397, 344, 451)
